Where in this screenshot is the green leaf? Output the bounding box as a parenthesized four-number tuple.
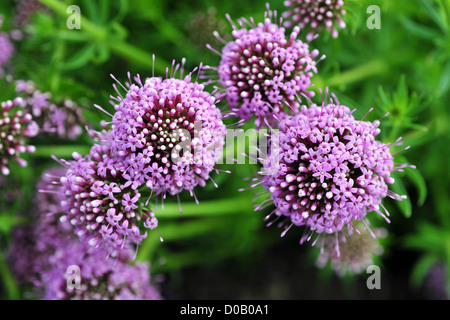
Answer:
(401, 17, 442, 40)
(438, 59, 450, 95)
(390, 173, 412, 218)
(33, 145, 91, 158)
(420, 0, 448, 32)
(62, 44, 96, 71)
(404, 167, 428, 206)
(410, 253, 439, 289)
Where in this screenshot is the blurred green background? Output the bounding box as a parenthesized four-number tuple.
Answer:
(0, 0, 449, 299)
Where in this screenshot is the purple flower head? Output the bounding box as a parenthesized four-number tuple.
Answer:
(15, 80, 85, 139)
(209, 5, 323, 128)
(316, 223, 387, 276)
(108, 62, 227, 199)
(0, 97, 38, 175)
(283, 0, 347, 41)
(0, 32, 14, 74)
(58, 132, 161, 252)
(10, 166, 162, 300)
(259, 91, 414, 241)
(8, 225, 37, 286)
(14, 0, 50, 28)
(41, 241, 162, 300)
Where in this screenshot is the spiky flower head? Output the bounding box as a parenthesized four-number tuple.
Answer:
(10, 167, 162, 300)
(58, 132, 159, 252)
(41, 241, 162, 300)
(9, 167, 72, 288)
(259, 91, 412, 240)
(211, 6, 322, 128)
(15, 80, 84, 139)
(108, 63, 227, 199)
(0, 32, 14, 74)
(8, 225, 37, 286)
(316, 224, 386, 276)
(283, 0, 346, 41)
(0, 97, 38, 175)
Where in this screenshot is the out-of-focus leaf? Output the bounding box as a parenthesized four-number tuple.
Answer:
(62, 44, 96, 70)
(404, 167, 428, 206)
(91, 44, 111, 64)
(410, 253, 439, 288)
(420, 0, 448, 31)
(438, 59, 450, 95)
(33, 145, 91, 158)
(401, 17, 442, 40)
(402, 123, 437, 149)
(391, 172, 412, 218)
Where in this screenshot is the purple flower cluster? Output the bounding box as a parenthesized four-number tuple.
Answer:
(0, 32, 14, 74)
(13, 0, 49, 27)
(283, 0, 346, 41)
(0, 97, 38, 175)
(260, 96, 404, 238)
(15, 80, 84, 139)
(8, 167, 162, 300)
(316, 224, 387, 276)
(59, 133, 157, 252)
(41, 241, 162, 300)
(213, 9, 321, 128)
(109, 73, 227, 197)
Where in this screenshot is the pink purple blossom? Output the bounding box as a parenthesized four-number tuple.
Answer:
(15, 80, 84, 139)
(283, 0, 347, 41)
(0, 32, 14, 74)
(108, 69, 227, 199)
(316, 223, 387, 276)
(58, 132, 160, 252)
(41, 240, 162, 300)
(259, 92, 412, 241)
(14, 0, 50, 28)
(210, 7, 322, 128)
(0, 97, 38, 175)
(9, 167, 162, 300)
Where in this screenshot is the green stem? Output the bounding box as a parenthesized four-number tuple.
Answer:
(153, 196, 254, 219)
(33, 145, 91, 158)
(0, 255, 20, 300)
(39, 0, 169, 73)
(136, 217, 234, 262)
(313, 59, 388, 89)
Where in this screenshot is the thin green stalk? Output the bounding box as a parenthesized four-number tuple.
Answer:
(153, 196, 254, 219)
(39, 0, 169, 73)
(136, 217, 235, 262)
(33, 145, 91, 158)
(313, 59, 388, 89)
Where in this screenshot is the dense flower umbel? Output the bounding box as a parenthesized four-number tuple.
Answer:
(9, 168, 162, 300)
(259, 94, 410, 240)
(211, 8, 322, 128)
(14, 0, 49, 27)
(283, 0, 346, 41)
(41, 241, 162, 300)
(59, 133, 159, 252)
(316, 224, 386, 276)
(109, 71, 227, 199)
(0, 32, 14, 74)
(15, 80, 84, 139)
(8, 167, 70, 288)
(0, 97, 38, 175)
